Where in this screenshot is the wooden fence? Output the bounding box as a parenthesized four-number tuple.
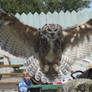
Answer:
(15, 10, 92, 28)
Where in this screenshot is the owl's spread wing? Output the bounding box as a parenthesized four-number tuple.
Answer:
(0, 10, 39, 58)
(60, 19, 92, 73)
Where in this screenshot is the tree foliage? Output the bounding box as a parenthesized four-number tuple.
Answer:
(0, 0, 91, 14)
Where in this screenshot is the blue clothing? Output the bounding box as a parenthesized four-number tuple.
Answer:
(18, 79, 32, 92)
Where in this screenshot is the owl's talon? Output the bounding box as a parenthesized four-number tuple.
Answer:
(53, 64, 59, 72)
(44, 65, 49, 73)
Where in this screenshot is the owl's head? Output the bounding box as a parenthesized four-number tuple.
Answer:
(40, 24, 62, 40)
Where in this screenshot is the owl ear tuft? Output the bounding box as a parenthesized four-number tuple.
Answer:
(56, 24, 62, 30)
(44, 24, 47, 26)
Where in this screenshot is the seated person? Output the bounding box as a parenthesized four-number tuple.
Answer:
(18, 70, 32, 92)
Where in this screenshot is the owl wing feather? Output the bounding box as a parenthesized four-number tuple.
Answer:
(0, 10, 39, 58)
(60, 19, 92, 73)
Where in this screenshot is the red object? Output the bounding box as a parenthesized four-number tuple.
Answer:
(56, 82, 61, 84)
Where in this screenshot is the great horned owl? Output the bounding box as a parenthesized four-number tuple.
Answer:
(0, 10, 92, 82)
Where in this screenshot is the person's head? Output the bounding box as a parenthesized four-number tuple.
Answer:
(23, 70, 31, 82)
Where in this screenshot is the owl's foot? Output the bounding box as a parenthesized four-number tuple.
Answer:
(44, 65, 49, 73)
(53, 64, 59, 72)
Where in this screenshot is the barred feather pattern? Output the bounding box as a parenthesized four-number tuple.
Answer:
(62, 35, 92, 66)
(0, 27, 30, 57)
(24, 56, 39, 77)
(24, 56, 51, 83)
(24, 56, 73, 83)
(59, 55, 73, 75)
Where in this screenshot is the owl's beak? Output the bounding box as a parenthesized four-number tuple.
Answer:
(51, 33, 55, 37)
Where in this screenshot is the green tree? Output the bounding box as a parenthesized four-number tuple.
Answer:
(59, 0, 91, 12)
(0, 0, 91, 14)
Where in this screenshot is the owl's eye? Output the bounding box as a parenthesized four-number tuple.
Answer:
(48, 29, 51, 31)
